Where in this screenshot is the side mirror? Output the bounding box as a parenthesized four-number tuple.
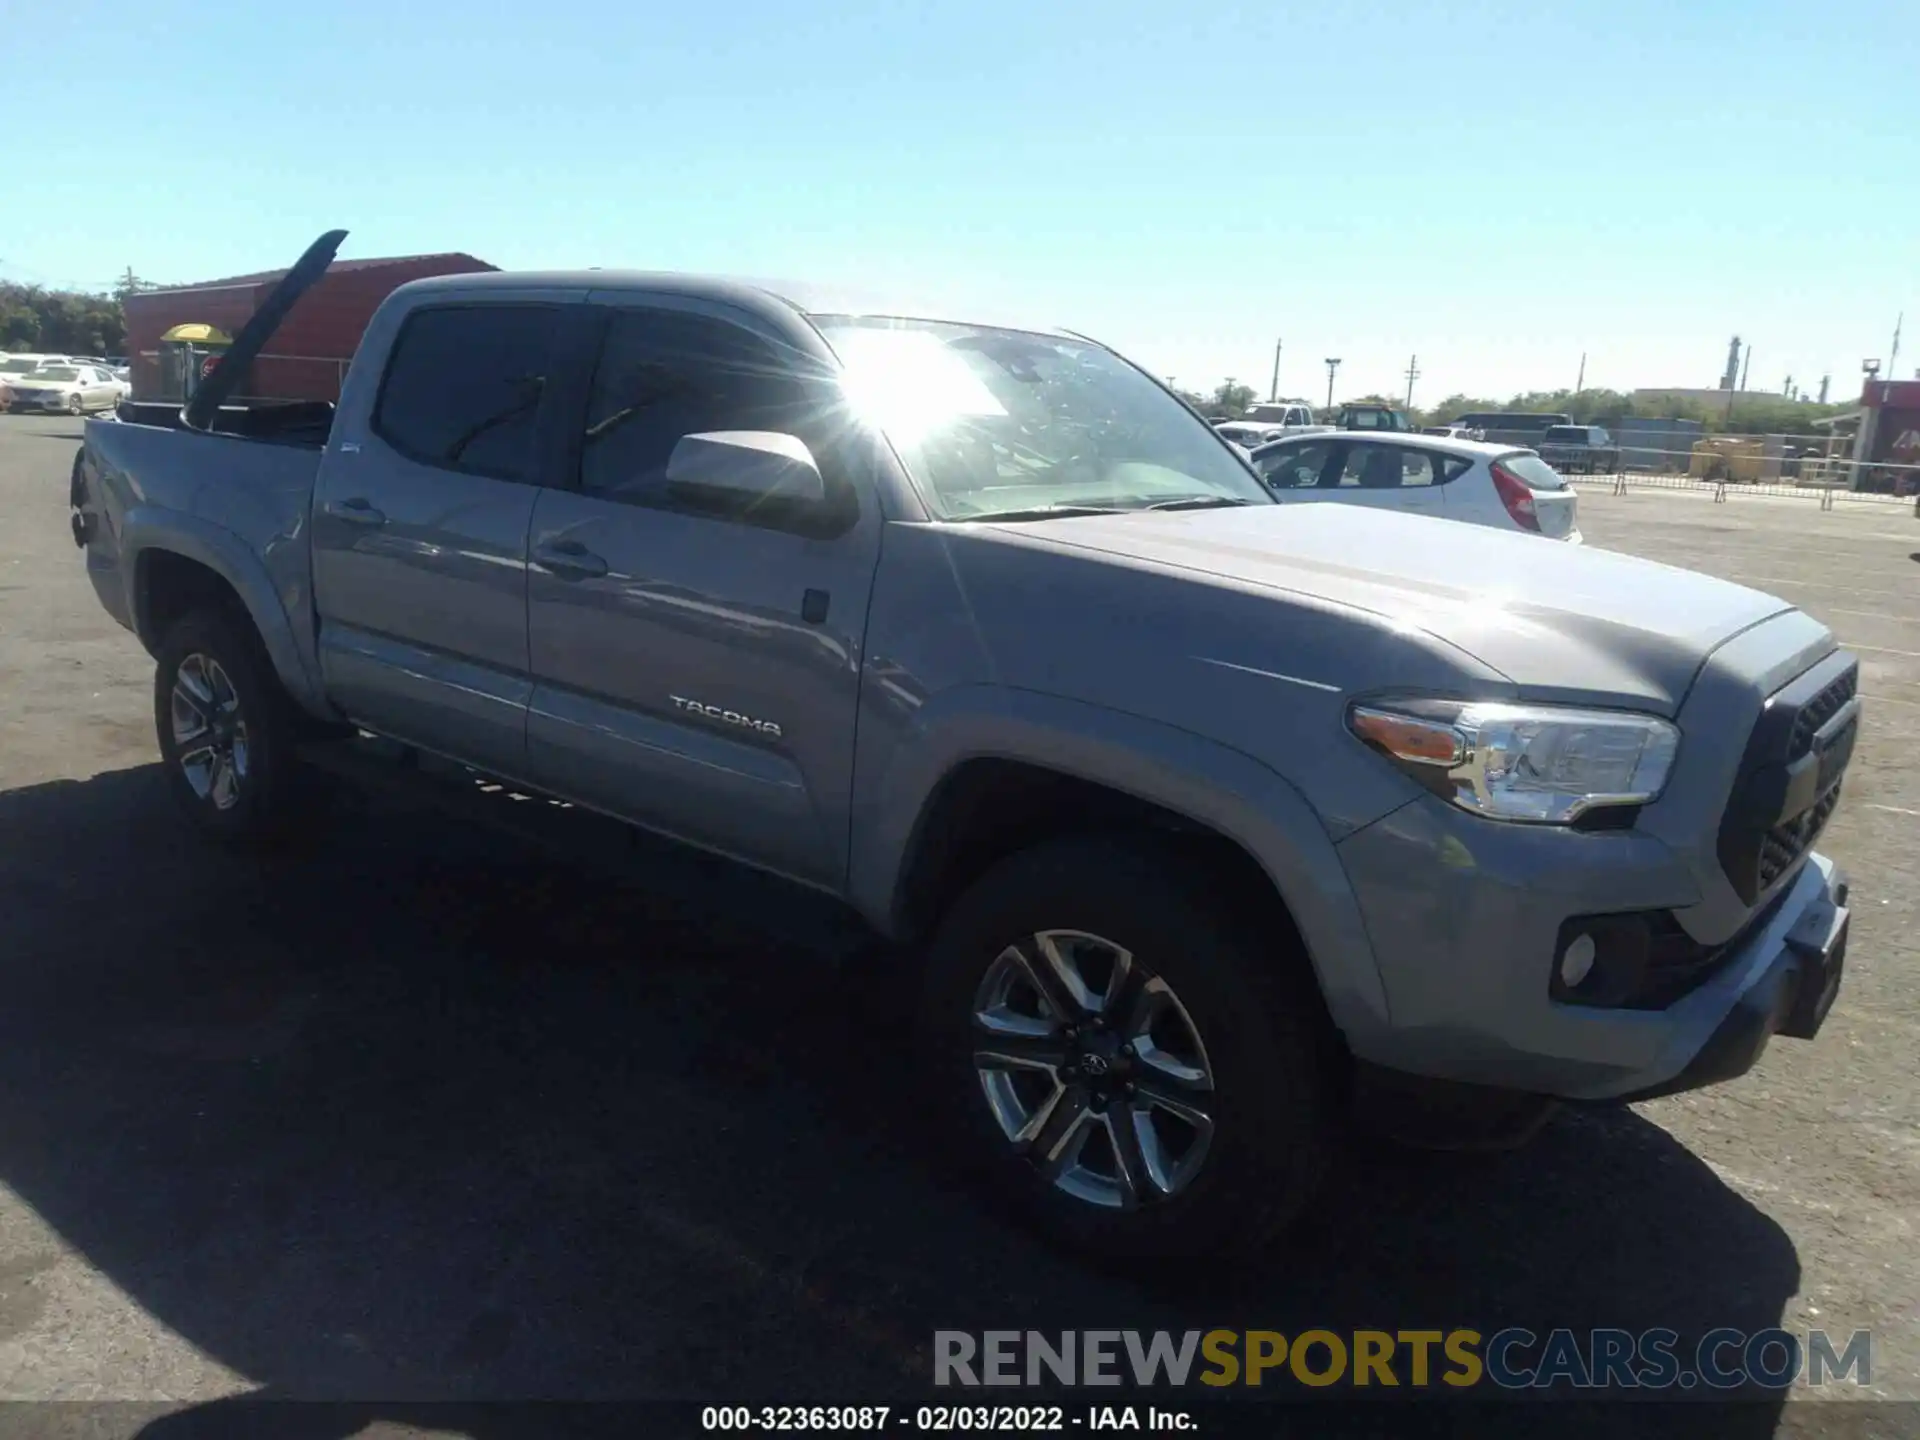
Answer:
(664, 430, 826, 506)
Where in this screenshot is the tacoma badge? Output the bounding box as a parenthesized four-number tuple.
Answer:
(670, 694, 782, 738)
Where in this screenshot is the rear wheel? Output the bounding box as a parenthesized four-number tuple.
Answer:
(153, 609, 307, 843)
(920, 836, 1332, 1261)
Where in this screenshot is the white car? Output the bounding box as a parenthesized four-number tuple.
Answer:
(4, 364, 130, 415)
(1245, 430, 1581, 541)
(0, 352, 73, 382)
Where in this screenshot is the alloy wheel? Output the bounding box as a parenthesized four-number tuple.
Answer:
(170, 653, 250, 811)
(971, 930, 1216, 1209)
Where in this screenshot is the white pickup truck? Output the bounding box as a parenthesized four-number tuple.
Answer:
(1212, 401, 1335, 449)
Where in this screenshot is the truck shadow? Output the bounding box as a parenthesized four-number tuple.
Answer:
(0, 765, 1797, 1436)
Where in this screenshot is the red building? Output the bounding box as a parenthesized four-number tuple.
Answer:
(1856, 378, 1920, 494)
(124, 251, 496, 402)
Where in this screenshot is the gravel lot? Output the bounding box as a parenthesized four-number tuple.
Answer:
(0, 415, 1914, 1434)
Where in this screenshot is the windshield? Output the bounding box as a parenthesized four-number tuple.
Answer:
(809, 316, 1271, 520)
(30, 367, 79, 382)
(1543, 426, 1588, 442)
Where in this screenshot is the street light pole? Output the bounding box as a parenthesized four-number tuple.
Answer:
(1323, 357, 1342, 412)
(1269, 339, 1283, 403)
(1403, 354, 1420, 409)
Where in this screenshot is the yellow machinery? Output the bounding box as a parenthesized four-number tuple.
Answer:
(1688, 436, 1766, 483)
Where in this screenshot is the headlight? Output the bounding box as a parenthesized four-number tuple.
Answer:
(1348, 699, 1679, 824)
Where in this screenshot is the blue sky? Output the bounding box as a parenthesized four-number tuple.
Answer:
(4, 0, 1914, 403)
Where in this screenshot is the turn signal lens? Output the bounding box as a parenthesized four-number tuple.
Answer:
(1349, 707, 1464, 766)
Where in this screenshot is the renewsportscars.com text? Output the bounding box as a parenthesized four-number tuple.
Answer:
(933, 1328, 1872, 1391)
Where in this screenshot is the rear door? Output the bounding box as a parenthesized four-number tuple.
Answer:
(312, 299, 571, 776)
(522, 300, 883, 889)
(1313, 440, 1449, 518)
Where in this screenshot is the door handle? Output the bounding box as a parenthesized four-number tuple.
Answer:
(533, 539, 609, 580)
(324, 497, 386, 527)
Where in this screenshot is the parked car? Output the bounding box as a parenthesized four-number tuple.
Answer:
(1213, 400, 1332, 448)
(71, 231, 1859, 1263)
(1247, 431, 1581, 540)
(6, 364, 129, 415)
(0, 353, 73, 394)
(1422, 423, 1485, 441)
(1537, 424, 1621, 476)
(1336, 402, 1413, 432)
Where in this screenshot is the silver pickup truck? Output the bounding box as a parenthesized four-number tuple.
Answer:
(70, 232, 1860, 1263)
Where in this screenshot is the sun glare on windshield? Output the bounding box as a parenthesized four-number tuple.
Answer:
(827, 327, 1008, 445)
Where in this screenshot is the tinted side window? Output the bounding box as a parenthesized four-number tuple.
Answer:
(1339, 443, 1429, 488)
(373, 306, 559, 482)
(1254, 440, 1332, 488)
(581, 308, 828, 514)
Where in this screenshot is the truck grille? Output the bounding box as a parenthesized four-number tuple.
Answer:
(1757, 783, 1844, 892)
(1717, 651, 1859, 904)
(1789, 666, 1857, 755)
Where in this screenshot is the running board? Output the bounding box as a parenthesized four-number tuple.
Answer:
(294, 734, 882, 965)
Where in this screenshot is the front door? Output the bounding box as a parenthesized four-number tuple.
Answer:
(523, 301, 882, 889)
(311, 301, 568, 777)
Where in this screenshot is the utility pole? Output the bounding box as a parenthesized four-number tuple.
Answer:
(1575, 352, 1586, 395)
(1891, 313, 1904, 383)
(1402, 354, 1420, 409)
(1323, 357, 1342, 412)
(1738, 343, 1751, 392)
(1818, 374, 1830, 405)
(1269, 339, 1283, 403)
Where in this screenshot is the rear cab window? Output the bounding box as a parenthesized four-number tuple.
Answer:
(372, 304, 563, 482)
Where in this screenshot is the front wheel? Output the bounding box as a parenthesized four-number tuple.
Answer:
(154, 609, 306, 843)
(920, 836, 1333, 1261)
(65, 393, 83, 415)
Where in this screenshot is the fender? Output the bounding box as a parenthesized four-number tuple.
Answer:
(848, 684, 1394, 1049)
(120, 508, 334, 720)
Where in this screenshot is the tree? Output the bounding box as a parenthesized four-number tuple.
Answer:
(113, 267, 155, 306)
(1206, 379, 1257, 419)
(0, 281, 127, 356)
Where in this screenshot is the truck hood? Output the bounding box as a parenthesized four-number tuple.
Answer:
(991, 503, 1797, 713)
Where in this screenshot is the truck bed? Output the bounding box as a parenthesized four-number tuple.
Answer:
(77, 414, 324, 654)
(115, 398, 335, 446)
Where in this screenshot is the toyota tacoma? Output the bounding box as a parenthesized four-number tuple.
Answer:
(68, 232, 1860, 1261)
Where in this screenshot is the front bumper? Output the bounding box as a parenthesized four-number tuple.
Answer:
(1611, 866, 1847, 1102)
(1335, 793, 1853, 1102)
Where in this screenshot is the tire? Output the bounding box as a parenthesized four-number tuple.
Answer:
(66, 393, 83, 416)
(919, 835, 1333, 1262)
(153, 608, 306, 844)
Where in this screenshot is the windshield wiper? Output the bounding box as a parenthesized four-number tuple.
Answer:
(962, 504, 1130, 523)
(1140, 496, 1257, 511)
